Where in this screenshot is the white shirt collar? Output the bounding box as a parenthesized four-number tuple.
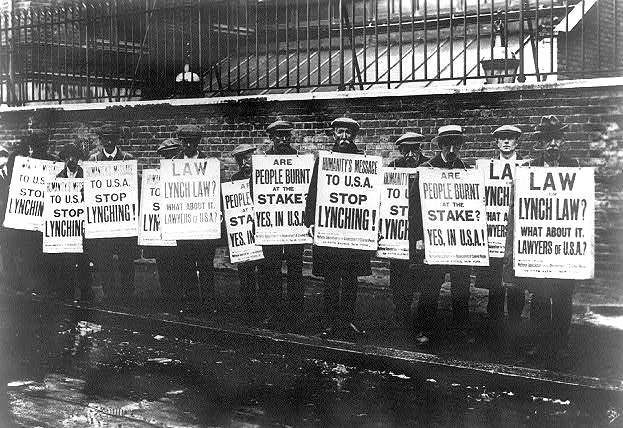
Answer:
(66, 168, 77, 178)
(103, 147, 118, 159)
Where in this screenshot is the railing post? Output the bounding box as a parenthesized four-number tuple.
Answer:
(338, 0, 344, 90)
(84, 4, 91, 102)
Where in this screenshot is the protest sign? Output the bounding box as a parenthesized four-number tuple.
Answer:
(377, 167, 418, 259)
(160, 158, 221, 240)
(418, 168, 489, 265)
(476, 159, 529, 258)
(139, 169, 176, 247)
(4, 156, 63, 231)
(314, 150, 383, 251)
(222, 179, 264, 263)
(513, 167, 594, 279)
(83, 160, 139, 238)
(42, 178, 85, 253)
(252, 154, 313, 245)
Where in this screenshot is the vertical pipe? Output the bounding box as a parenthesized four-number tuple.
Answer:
(411, 0, 415, 78)
(265, 0, 269, 88)
(317, 0, 321, 86)
(387, 0, 390, 88)
(328, 0, 332, 85)
(245, 0, 249, 90)
(462, 0, 466, 84)
(351, 0, 355, 88)
(535, 0, 540, 80)
(198, 0, 203, 91)
(363, 0, 367, 83)
(437, 0, 440, 78)
(449, 0, 453, 79)
(237, 3, 241, 93)
(227, 2, 231, 89)
(296, 0, 300, 90)
(476, 0, 480, 77)
(375, 0, 378, 83)
(275, 0, 279, 88)
(399, 0, 403, 83)
(85, 5, 90, 101)
(519, 0, 523, 80)
(306, 0, 310, 87)
(581, 0, 585, 77)
(285, 0, 290, 88)
(423, 0, 427, 79)
(116, 1, 121, 101)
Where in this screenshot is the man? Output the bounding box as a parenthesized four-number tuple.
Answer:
(53, 142, 91, 301)
(259, 120, 305, 321)
(230, 144, 260, 314)
(173, 124, 217, 311)
(408, 125, 472, 344)
(6, 130, 58, 294)
(475, 125, 526, 339)
(153, 138, 182, 309)
(0, 146, 12, 289)
(387, 132, 430, 327)
(87, 124, 136, 300)
(304, 117, 370, 337)
(504, 115, 579, 359)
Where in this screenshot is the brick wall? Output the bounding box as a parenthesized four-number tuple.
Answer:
(0, 79, 622, 292)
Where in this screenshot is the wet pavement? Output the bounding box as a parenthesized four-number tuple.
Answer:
(1, 270, 623, 427)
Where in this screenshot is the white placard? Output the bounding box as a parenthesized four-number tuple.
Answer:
(513, 167, 594, 279)
(377, 167, 418, 260)
(42, 178, 85, 253)
(160, 158, 221, 240)
(4, 156, 63, 231)
(83, 160, 139, 238)
(313, 151, 383, 251)
(252, 154, 314, 245)
(139, 169, 176, 247)
(419, 168, 489, 265)
(222, 179, 264, 263)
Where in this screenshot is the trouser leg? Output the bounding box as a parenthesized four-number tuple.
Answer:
(414, 264, 444, 335)
(260, 245, 283, 311)
(238, 262, 257, 312)
(115, 237, 137, 298)
(552, 281, 574, 349)
(506, 286, 526, 322)
(390, 260, 413, 322)
(323, 274, 340, 324)
(196, 244, 216, 302)
(284, 244, 304, 309)
(450, 265, 471, 326)
(340, 272, 358, 324)
(530, 291, 552, 347)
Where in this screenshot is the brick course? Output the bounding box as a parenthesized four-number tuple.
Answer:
(0, 80, 621, 292)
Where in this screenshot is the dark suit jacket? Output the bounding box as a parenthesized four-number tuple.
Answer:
(57, 166, 84, 178)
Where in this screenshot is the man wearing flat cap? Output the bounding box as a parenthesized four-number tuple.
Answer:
(504, 115, 579, 359)
(408, 125, 473, 344)
(87, 124, 136, 300)
(259, 120, 306, 322)
(230, 144, 262, 314)
(173, 124, 218, 311)
(151, 138, 182, 309)
(475, 125, 527, 341)
(388, 132, 430, 328)
(304, 116, 369, 337)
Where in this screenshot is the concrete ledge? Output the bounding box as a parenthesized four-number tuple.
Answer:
(1, 77, 621, 113)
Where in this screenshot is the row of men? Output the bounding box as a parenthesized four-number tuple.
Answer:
(0, 114, 578, 359)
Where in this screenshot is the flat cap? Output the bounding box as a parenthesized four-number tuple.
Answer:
(157, 138, 181, 155)
(331, 117, 360, 132)
(396, 132, 425, 147)
(231, 144, 256, 158)
(266, 120, 293, 134)
(177, 124, 202, 138)
(97, 124, 120, 137)
(432, 124, 465, 145)
(58, 143, 84, 160)
(493, 125, 522, 136)
(534, 115, 568, 135)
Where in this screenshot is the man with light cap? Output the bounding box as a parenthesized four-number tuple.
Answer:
(86, 124, 137, 300)
(504, 115, 579, 359)
(173, 124, 217, 311)
(475, 125, 526, 341)
(408, 125, 473, 344)
(152, 138, 182, 309)
(259, 120, 305, 323)
(304, 116, 370, 337)
(387, 132, 430, 327)
(230, 143, 261, 315)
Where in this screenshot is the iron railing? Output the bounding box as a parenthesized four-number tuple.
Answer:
(0, 0, 620, 106)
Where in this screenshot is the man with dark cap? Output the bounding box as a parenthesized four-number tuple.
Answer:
(304, 117, 370, 337)
(153, 138, 182, 309)
(387, 132, 430, 327)
(87, 124, 136, 300)
(52, 142, 91, 301)
(504, 115, 579, 359)
(6, 130, 58, 294)
(408, 125, 473, 345)
(173, 124, 217, 310)
(230, 143, 261, 314)
(475, 125, 526, 340)
(259, 120, 305, 322)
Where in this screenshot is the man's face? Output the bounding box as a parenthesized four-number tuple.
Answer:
(65, 154, 79, 172)
(440, 141, 462, 162)
(541, 134, 565, 162)
(101, 135, 117, 153)
(235, 152, 253, 171)
(333, 127, 355, 150)
(182, 137, 199, 156)
(270, 130, 292, 150)
(399, 144, 421, 162)
(496, 133, 519, 155)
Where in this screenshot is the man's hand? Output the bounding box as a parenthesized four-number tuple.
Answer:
(308, 225, 315, 238)
(416, 239, 424, 251)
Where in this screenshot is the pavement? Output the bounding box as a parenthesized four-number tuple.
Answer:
(4, 268, 623, 395)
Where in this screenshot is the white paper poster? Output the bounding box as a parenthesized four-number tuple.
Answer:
(139, 169, 176, 247)
(314, 151, 383, 251)
(83, 160, 139, 238)
(418, 168, 489, 265)
(42, 178, 85, 253)
(252, 154, 313, 245)
(222, 179, 264, 263)
(513, 167, 594, 279)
